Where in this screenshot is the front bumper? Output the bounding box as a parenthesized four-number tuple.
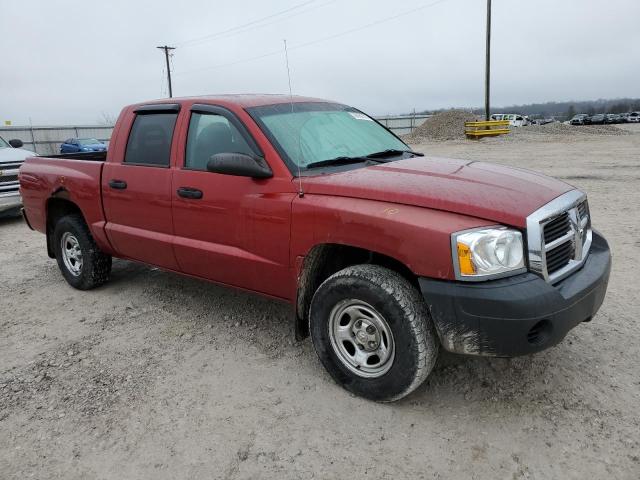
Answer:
(419, 231, 611, 357)
(0, 192, 22, 214)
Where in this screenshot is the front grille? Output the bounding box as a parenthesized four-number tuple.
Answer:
(577, 201, 588, 222)
(0, 161, 23, 169)
(543, 212, 571, 243)
(0, 174, 18, 184)
(526, 191, 592, 283)
(546, 240, 574, 274)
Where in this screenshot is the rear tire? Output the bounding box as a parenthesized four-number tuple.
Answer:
(309, 265, 438, 402)
(53, 214, 112, 290)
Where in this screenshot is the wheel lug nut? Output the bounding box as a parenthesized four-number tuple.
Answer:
(355, 320, 362, 328)
(358, 344, 364, 350)
(368, 341, 376, 348)
(366, 325, 375, 334)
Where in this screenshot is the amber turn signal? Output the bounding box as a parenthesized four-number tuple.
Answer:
(457, 242, 476, 275)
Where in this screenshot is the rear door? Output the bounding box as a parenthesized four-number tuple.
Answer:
(102, 104, 180, 269)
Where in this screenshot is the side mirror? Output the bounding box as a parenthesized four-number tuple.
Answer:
(9, 139, 23, 148)
(207, 153, 272, 179)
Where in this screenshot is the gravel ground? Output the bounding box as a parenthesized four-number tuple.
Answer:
(1, 124, 639, 479)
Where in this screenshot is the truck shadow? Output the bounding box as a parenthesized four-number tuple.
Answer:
(106, 258, 573, 409)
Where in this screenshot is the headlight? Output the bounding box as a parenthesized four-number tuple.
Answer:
(452, 227, 526, 280)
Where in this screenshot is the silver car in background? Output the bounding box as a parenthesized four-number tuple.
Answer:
(0, 136, 36, 216)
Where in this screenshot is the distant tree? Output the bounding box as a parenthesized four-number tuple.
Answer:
(98, 111, 116, 125)
(566, 105, 576, 119)
(586, 106, 596, 116)
(608, 102, 629, 113)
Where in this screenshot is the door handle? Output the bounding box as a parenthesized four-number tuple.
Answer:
(109, 179, 127, 189)
(177, 187, 203, 199)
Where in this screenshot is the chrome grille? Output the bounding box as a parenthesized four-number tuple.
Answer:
(0, 174, 18, 183)
(526, 191, 592, 283)
(0, 161, 23, 194)
(543, 212, 571, 244)
(545, 239, 573, 274)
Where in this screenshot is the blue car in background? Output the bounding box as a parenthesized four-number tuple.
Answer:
(60, 138, 107, 154)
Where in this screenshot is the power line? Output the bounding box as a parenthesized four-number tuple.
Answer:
(174, 0, 451, 77)
(175, 0, 317, 47)
(176, 0, 337, 49)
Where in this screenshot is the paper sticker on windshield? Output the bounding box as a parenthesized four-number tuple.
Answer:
(349, 112, 373, 121)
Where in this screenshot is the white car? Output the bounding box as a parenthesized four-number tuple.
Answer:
(0, 136, 36, 215)
(627, 112, 640, 123)
(491, 113, 530, 127)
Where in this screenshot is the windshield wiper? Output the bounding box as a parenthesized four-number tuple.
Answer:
(365, 149, 424, 159)
(305, 156, 379, 169)
(305, 149, 422, 170)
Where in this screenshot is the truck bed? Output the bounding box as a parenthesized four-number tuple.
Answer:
(45, 151, 107, 162)
(19, 155, 108, 251)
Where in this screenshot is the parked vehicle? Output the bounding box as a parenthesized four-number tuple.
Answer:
(19, 95, 612, 401)
(534, 118, 555, 126)
(490, 113, 530, 127)
(627, 112, 640, 123)
(586, 114, 606, 125)
(604, 114, 618, 124)
(60, 138, 107, 154)
(570, 114, 589, 125)
(1, 136, 36, 216)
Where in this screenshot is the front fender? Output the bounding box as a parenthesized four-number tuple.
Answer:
(291, 195, 492, 280)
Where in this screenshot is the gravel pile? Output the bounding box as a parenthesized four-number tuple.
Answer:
(404, 110, 477, 142)
(511, 122, 629, 137)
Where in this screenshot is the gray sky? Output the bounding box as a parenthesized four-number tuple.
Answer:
(1, 0, 639, 125)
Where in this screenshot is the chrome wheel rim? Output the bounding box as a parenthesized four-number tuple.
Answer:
(328, 299, 395, 378)
(60, 232, 83, 276)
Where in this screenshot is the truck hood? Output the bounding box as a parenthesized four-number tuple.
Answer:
(0, 147, 36, 163)
(301, 156, 574, 228)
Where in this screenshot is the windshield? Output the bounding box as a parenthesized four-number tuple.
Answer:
(247, 102, 409, 173)
(0, 136, 9, 149)
(77, 138, 100, 145)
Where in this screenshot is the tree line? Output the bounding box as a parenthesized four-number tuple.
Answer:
(415, 98, 640, 120)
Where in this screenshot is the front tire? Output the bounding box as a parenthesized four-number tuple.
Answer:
(53, 214, 112, 290)
(309, 265, 438, 402)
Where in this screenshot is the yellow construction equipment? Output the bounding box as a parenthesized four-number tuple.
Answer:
(465, 120, 510, 139)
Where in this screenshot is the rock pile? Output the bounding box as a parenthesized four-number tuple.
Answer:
(404, 110, 477, 142)
(511, 122, 629, 137)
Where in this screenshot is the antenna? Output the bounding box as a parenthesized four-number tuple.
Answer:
(284, 39, 304, 198)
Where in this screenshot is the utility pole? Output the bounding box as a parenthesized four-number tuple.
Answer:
(157, 45, 176, 98)
(484, 0, 492, 121)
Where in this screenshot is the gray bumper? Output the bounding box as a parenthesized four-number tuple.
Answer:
(0, 192, 22, 213)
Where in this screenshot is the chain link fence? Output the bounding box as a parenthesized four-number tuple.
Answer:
(0, 115, 430, 155)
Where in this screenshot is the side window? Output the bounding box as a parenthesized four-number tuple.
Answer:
(124, 113, 178, 166)
(185, 112, 254, 170)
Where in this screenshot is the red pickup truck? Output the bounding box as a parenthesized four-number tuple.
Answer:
(19, 95, 611, 401)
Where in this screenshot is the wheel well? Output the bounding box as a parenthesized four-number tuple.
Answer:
(45, 196, 83, 258)
(295, 244, 419, 339)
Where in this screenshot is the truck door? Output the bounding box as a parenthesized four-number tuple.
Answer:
(171, 104, 293, 299)
(102, 104, 179, 270)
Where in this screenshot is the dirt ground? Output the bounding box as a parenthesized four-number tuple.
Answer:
(1, 124, 639, 479)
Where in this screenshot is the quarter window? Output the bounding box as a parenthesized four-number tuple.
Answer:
(185, 112, 253, 170)
(124, 113, 178, 166)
